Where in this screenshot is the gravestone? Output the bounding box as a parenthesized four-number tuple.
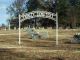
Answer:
(73, 33, 80, 43)
(39, 32, 49, 39)
(26, 28, 41, 40)
(26, 28, 48, 40)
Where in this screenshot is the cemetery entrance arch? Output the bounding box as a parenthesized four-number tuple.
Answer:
(19, 11, 58, 45)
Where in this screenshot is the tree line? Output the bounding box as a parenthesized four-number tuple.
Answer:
(7, 0, 80, 29)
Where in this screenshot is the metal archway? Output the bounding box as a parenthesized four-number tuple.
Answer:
(18, 11, 58, 45)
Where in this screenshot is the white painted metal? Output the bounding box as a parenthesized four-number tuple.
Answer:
(18, 11, 58, 45)
(20, 11, 56, 22)
(19, 14, 21, 45)
(56, 13, 58, 45)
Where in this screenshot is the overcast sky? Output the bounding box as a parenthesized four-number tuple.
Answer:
(0, 0, 14, 25)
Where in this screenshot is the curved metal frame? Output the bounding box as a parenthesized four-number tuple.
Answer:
(18, 11, 58, 45)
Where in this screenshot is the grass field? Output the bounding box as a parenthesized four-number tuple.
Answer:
(0, 48, 80, 60)
(0, 28, 80, 50)
(0, 28, 80, 60)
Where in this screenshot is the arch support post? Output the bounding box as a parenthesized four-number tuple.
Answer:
(56, 12, 59, 45)
(19, 14, 21, 45)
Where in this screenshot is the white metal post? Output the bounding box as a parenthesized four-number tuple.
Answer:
(19, 14, 21, 45)
(56, 12, 59, 45)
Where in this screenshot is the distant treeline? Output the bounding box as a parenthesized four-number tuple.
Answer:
(7, 0, 80, 29)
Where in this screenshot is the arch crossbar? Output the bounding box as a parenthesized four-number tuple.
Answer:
(20, 11, 56, 22)
(18, 11, 58, 45)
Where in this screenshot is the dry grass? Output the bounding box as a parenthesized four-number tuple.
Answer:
(0, 29, 80, 49)
(0, 29, 80, 60)
(0, 48, 80, 60)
